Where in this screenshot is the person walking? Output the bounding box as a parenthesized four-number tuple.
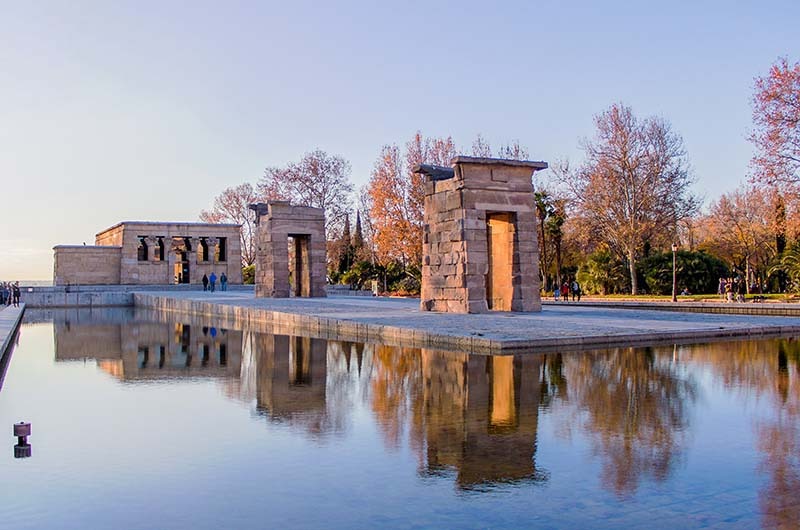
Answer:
(553, 284, 560, 302)
(718, 277, 726, 301)
(560, 282, 569, 302)
(571, 280, 581, 301)
(12, 282, 20, 307)
(220, 272, 228, 291)
(202, 274, 209, 291)
(209, 272, 217, 292)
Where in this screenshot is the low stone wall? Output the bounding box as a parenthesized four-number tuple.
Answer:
(543, 300, 800, 317)
(54, 245, 122, 285)
(326, 285, 375, 297)
(22, 290, 133, 308)
(20, 284, 254, 308)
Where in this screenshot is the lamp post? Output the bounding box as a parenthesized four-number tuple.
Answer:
(671, 242, 678, 302)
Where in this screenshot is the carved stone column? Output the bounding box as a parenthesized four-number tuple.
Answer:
(144, 236, 159, 261)
(189, 237, 202, 265)
(206, 237, 219, 263)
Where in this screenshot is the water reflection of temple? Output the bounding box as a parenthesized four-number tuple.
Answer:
(419, 351, 545, 489)
(54, 314, 242, 381)
(253, 334, 328, 431)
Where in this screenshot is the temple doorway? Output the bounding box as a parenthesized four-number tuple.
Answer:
(174, 259, 190, 284)
(288, 235, 311, 297)
(486, 213, 515, 311)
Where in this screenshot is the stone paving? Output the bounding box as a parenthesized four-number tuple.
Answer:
(134, 291, 800, 354)
(0, 305, 25, 357)
(0, 304, 25, 390)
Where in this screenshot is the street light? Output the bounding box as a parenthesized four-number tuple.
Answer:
(671, 242, 678, 302)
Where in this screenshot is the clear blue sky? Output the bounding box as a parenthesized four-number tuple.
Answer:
(2, 1, 798, 279)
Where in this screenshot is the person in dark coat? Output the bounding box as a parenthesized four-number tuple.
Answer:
(12, 282, 20, 307)
(220, 272, 228, 291)
(202, 274, 209, 291)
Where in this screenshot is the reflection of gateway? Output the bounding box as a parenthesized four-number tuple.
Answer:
(255, 334, 327, 427)
(421, 351, 546, 489)
(54, 317, 242, 381)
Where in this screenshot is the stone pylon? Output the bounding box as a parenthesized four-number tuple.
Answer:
(250, 201, 327, 298)
(414, 156, 548, 313)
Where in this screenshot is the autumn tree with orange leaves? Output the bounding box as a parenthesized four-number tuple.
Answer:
(365, 132, 456, 271)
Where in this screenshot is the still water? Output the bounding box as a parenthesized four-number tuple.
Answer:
(1, 308, 799, 529)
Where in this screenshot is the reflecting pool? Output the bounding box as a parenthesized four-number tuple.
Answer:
(1, 308, 799, 529)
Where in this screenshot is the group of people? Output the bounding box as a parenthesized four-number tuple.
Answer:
(553, 280, 582, 302)
(1, 281, 21, 307)
(202, 272, 228, 292)
(718, 277, 749, 303)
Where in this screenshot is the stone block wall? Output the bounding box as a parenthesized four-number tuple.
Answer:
(93, 221, 243, 285)
(53, 246, 122, 285)
(416, 157, 547, 313)
(254, 202, 327, 298)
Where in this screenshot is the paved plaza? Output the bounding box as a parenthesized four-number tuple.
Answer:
(134, 291, 800, 353)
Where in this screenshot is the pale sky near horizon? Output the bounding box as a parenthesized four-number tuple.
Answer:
(2, 1, 798, 280)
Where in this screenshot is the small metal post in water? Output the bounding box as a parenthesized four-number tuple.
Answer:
(13, 421, 31, 458)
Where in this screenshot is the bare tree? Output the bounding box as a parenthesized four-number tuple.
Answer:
(200, 183, 259, 266)
(566, 104, 699, 294)
(471, 134, 493, 157)
(696, 185, 774, 291)
(497, 140, 530, 161)
(750, 57, 800, 188)
(259, 149, 354, 235)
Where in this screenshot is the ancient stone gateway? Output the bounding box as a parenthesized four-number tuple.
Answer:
(414, 156, 548, 313)
(251, 201, 327, 298)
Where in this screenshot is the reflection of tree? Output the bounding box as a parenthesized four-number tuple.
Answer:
(368, 345, 423, 451)
(753, 342, 800, 529)
(540, 353, 568, 409)
(566, 347, 696, 497)
(757, 417, 800, 529)
(688, 339, 800, 527)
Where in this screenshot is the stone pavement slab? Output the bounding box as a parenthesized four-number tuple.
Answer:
(0, 304, 26, 391)
(133, 292, 800, 354)
(0, 305, 25, 358)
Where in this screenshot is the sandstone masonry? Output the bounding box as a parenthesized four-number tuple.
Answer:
(54, 221, 242, 286)
(415, 156, 548, 314)
(251, 202, 327, 298)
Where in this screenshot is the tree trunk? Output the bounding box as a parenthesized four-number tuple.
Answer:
(628, 248, 638, 295)
(746, 257, 751, 295)
(555, 239, 562, 287)
(538, 216, 548, 289)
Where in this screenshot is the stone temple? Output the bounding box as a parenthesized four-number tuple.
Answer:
(250, 201, 327, 298)
(414, 156, 548, 314)
(53, 221, 242, 286)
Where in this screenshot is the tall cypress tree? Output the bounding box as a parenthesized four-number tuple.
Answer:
(338, 214, 353, 274)
(353, 211, 364, 252)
